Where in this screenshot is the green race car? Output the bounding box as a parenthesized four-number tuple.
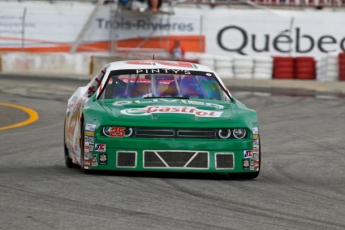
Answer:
(64, 60, 260, 179)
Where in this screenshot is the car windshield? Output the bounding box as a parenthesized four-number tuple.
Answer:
(99, 72, 229, 101)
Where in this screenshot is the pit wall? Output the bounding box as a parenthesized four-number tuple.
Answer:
(0, 52, 344, 81)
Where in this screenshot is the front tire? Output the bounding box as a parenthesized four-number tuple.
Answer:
(64, 120, 78, 168)
(64, 143, 77, 168)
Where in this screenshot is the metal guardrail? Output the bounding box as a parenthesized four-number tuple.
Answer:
(3, 0, 345, 7)
(172, 0, 345, 8)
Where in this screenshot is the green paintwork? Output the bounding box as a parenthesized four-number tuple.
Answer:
(82, 93, 260, 174)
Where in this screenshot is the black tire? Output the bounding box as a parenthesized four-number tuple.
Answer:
(80, 123, 90, 174)
(64, 119, 78, 168)
(64, 143, 77, 168)
(229, 137, 261, 180)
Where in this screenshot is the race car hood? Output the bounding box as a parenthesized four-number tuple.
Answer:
(100, 98, 238, 124)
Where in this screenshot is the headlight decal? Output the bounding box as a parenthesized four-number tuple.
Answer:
(233, 129, 246, 139)
(102, 126, 127, 137)
(101, 127, 248, 139)
(218, 129, 231, 139)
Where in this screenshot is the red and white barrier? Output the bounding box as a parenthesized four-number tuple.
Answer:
(233, 56, 254, 79)
(273, 56, 294, 79)
(338, 53, 345, 81)
(316, 53, 338, 82)
(253, 56, 273, 80)
(198, 54, 215, 70)
(195, 53, 345, 82)
(214, 56, 234, 79)
(295, 57, 316, 80)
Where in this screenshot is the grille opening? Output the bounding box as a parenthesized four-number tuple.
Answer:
(186, 152, 208, 168)
(177, 130, 217, 138)
(136, 129, 174, 137)
(159, 151, 195, 167)
(216, 154, 234, 169)
(117, 151, 136, 167)
(144, 151, 166, 167)
(144, 151, 209, 169)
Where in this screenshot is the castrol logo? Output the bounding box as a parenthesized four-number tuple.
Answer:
(121, 106, 223, 117)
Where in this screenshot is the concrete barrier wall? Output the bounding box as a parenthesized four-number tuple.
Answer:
(1, 52, 344, 81)
(0, 53, 92, 75)
(91, 56, 134, 75)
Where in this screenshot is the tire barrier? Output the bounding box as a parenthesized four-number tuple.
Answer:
(294, 57, 316, 80)
(1, 52, 344, 82)
(253, 56, 273, 80)
(316, 53, 338, 82)
(233, 56, 254, 79)
(214, 55, 234, 79)
(198, 54, 215, 70)
(338, 52, 345, 81)
(273, 56, 294, 79)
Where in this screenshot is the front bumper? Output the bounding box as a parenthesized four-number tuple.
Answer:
(83, 137, 260, 173)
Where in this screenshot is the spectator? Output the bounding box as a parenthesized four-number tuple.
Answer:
(147, 0, 162, 12)
(170, 40, 185, 60)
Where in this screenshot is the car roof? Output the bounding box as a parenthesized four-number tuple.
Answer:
(105, 60, 215, 72)
(96, 60, 233, 100)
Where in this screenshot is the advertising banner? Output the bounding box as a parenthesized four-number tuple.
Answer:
(1, 2, 345, 57)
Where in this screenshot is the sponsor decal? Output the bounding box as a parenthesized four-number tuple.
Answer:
(253, 147, 259, 153)
(254, 161, 260, 169)
(253, 153, 259, 161)
(108, 127, 125, 137)
(85, 145, 94, 152)
(113, 100, 132, 106)
(243, 159, 250, 170)
(85, 136, 94, 144)
(85, 123, 96, 131)
(250, 160, 254, 170)
(121, 106, 223, 117)
(95, 144, 106, 152)
(85, 131, 95, 137)
(126, 61, 196, 69)
(135, 68, 191, 75)
(244, 150, 253, 159)
(253, 139, 259, 147)
(99, 153, 108, 165)
(84, 159, 91, 167)
(252, 134, 259, 139)
(113, 99, 224, 109)
(252, 127, 259, 135)
(84, 151, 92, 159)
(70, 96, 78, 103)
(92, 154, 98, 166)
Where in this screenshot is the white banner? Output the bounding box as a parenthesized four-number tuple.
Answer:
(1, 2, 345, 57)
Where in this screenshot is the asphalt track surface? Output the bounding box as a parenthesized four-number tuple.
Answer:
(1, 75, 345, 230)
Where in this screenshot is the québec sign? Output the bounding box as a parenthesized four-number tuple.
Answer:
(217, 26, 345, 55)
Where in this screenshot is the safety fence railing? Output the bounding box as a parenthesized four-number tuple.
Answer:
(4, 0, 345, 8)
(169, 0, 345, 8)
